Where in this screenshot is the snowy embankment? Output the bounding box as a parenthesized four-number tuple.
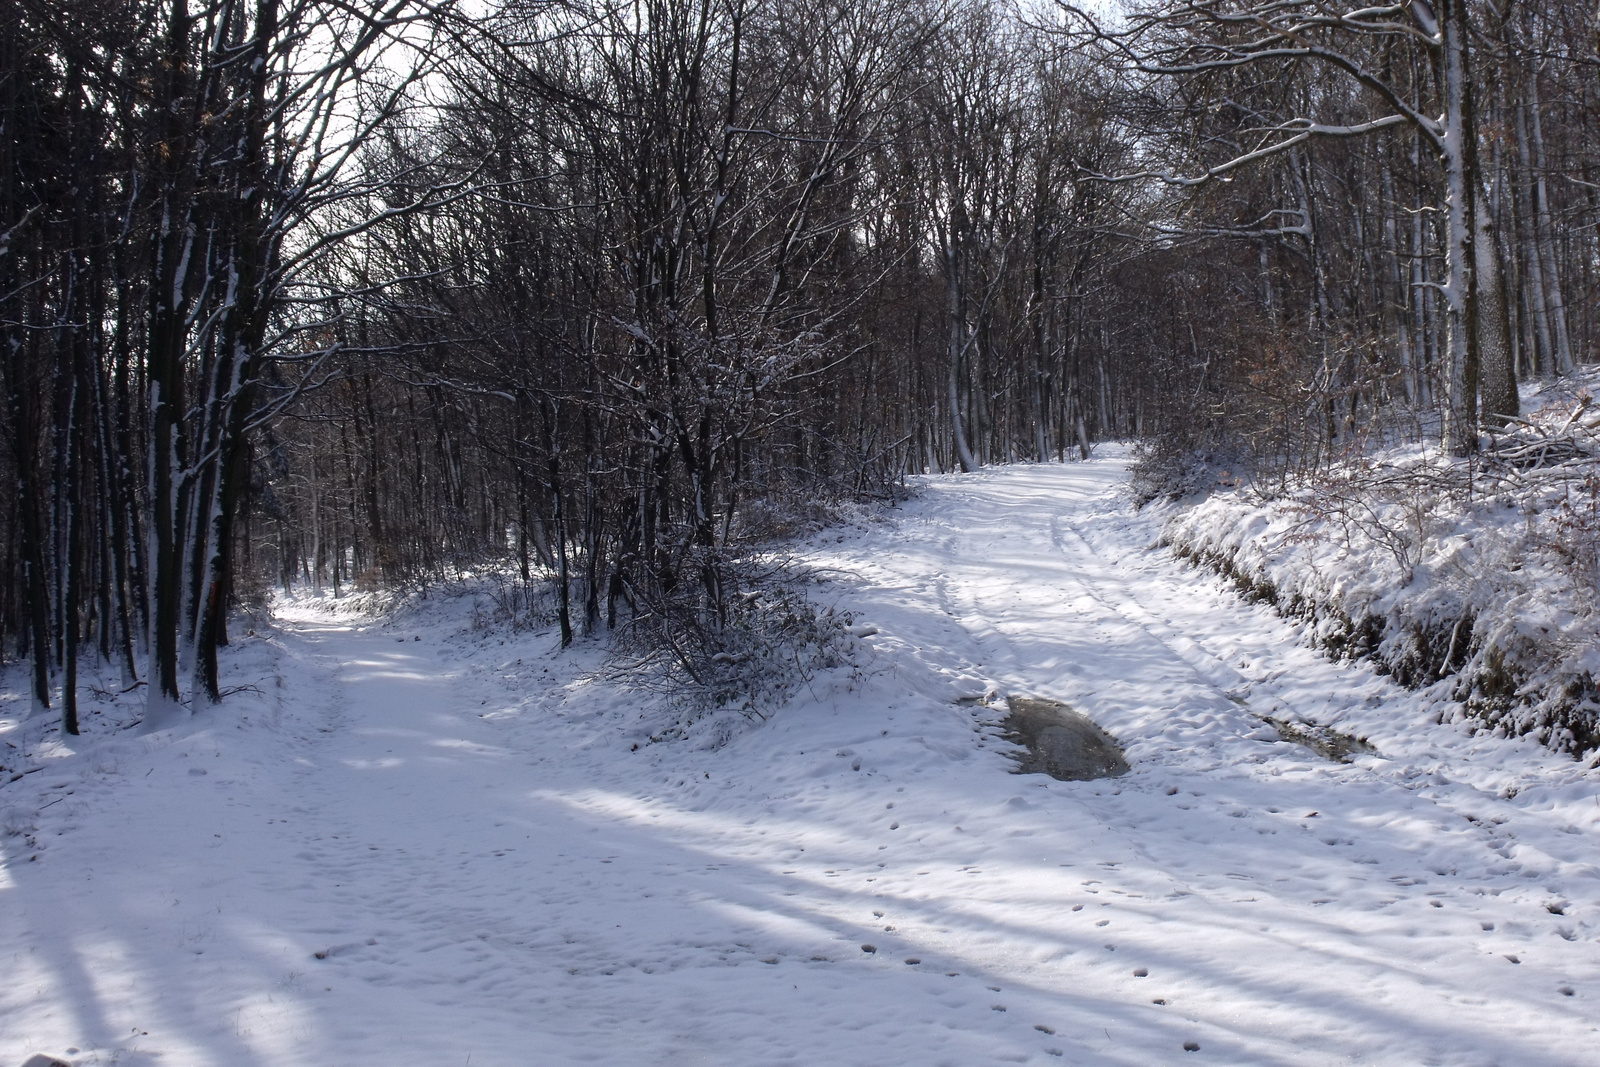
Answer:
(3, 451, 1599, 1066)
(1159, 372, 1600, 759)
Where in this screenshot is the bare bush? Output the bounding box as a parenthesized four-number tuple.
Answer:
(1285, 461, 1465, 582)
(484, 576, 561, 633)
(610, 553, 856, 721)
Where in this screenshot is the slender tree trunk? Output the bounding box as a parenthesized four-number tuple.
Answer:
(145, 0, 198, 719)
(6, 334, 52, 712)
(944, 237, 978, 473)
(1526, 73, 1574, 373)
(60, 361, 82, 735)
(1440, 0, 1480, 456)
(1476, 186, 1519, 426)
(1513, 91, 1555, 376)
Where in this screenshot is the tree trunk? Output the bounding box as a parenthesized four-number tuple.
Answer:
(1476, 187, 1519, 426)
(944, 238, 979, 473)
(1440, 0, 1480, 456)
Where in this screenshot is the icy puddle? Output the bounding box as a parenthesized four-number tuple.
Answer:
(1263, 715, 1379, 764)
(1000, 696, 1129, 781)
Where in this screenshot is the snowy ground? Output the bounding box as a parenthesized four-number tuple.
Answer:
(3, 449, 1598, 1066)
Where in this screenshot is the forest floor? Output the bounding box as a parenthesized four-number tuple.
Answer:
(3, 448, 1599, 1066)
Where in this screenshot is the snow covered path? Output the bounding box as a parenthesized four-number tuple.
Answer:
(3, 452, 1599, 1066)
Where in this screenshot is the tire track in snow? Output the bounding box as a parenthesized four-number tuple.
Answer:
(1051, 514, 1248, 698)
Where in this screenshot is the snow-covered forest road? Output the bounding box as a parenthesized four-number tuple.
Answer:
(3, 451, 1598, 1066)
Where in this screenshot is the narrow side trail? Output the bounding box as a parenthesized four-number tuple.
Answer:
(2, 451, 1597, 1066)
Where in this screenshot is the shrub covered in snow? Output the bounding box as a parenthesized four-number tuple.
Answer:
(1129, 439, 1246, 509)
(610, 551, 857, 724)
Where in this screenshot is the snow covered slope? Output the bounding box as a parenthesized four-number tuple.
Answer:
(3, 449, 1597, 1066)
(1160, 371, 1600, 756)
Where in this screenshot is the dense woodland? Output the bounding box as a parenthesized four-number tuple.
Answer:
(5, 0, 1600, 730)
